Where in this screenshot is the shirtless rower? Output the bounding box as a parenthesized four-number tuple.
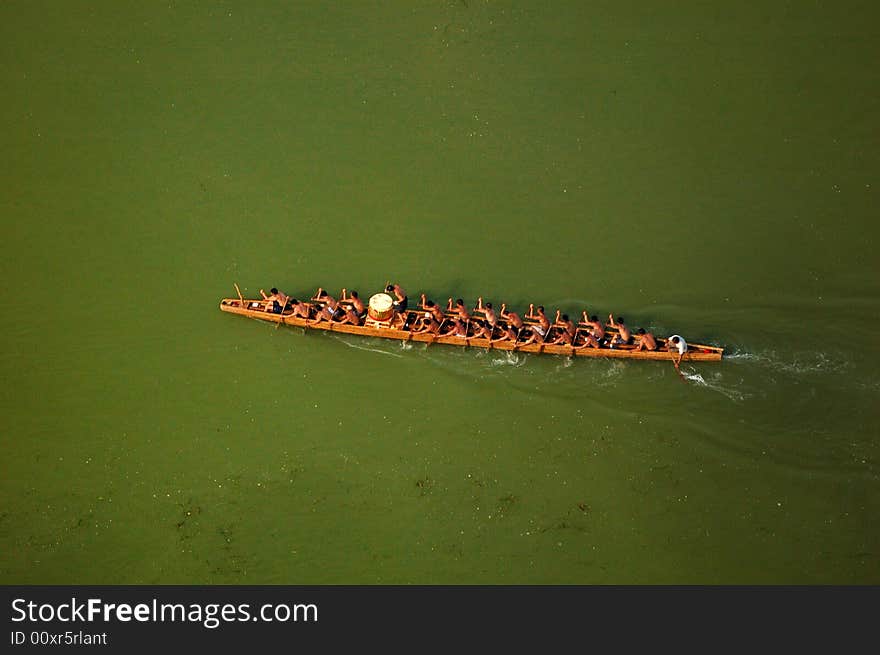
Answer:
(470, 319, 494, 340)
(419, 294, 446, 323)
(490, 323, 519, 345)
(288, 298, 312, 320)
(412, 311, 441, 336)
(260, 287, 289, 314)
(666, 334, 688, 368)
(523, 304, 551, 344)
(634, 327, 658, 352)
(444, 318, 469, 338)
(335, 304, 362, 326)
(608, 314, 633, 348)
(447, 298, 471, 323)
(311, 288, 342, 322)
(580, 312, 606, 344)
(500, 303, 525, 331)
(550, 312, 577, 346)
(341, 289, 366, 320)
(473, 297, 499, 330)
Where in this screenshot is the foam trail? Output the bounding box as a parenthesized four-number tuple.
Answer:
(726, 349, 851, 376)
(682, 369, 746, 401)
(491, 352, 526, 367)
(329, 335, 404, 358)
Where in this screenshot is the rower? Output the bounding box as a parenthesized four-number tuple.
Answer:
(473, 297, 499, 329)
(413, 311, 441, 335)
(444, 318, 469, 338)
(608, 314, 632, 348)
(550, 312, 577, 346)
(260, 287, 289, 314)
(490, 323, 519, 345)
(289, 298, 312, 320)
(419, 294, 446, 323)
(580, 312, 606, 344)
(524, 304, 551, 343)
(634, 328, 657, 351)
(470, 319, 494, 340)
(336, 304, 363, 326)
(500, 303, 524, 330)
(341, 289, 366, 320)
(578, 330, 601, 349)
(311, 288, 342, 322)
(667, 334, 688, 368)
(447, 298, 471, 323)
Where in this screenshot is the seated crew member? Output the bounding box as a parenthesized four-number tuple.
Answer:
(608, 314, 633, 347)
(341, 289, 366, 319)
(289, 298, 312, 320)
(444, 318, 469, 338)
(500, 303, 524, 334)
(524, 304, 551, 343)
(412, 311, 442, 336)
(310, 302, 338, 324)
(311, 287, 342, 317)
(447, 298, 472, 323)
(666, 334, 688, 368)
(336, 304, 362, 326)
(473, 297, 499, 329)
(550, 312, 577, 346)
(580, 311, 606, 343)
(470, 319, 494, 340)
(310, 288, 342, 323)
(490, 323, 519, 344)
(260, 287, 289, 314)
(577, 326, 601, 349)
(419, 295, 446, 323)
(634, 327, 657, 351)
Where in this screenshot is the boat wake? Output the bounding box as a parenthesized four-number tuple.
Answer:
(680, 369, 748, 401)
(725, 349, 851, 376)
(329, 335, 405, 358)
(725, 350, 853, 377)
(490, 351, 527, 367)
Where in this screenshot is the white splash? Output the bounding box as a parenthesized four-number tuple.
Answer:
(330, 335, 404, 358)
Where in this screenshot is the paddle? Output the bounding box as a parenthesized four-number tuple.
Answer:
(668, 343, 686, 382)
(511, 326, 523, 352)
(234, 283, 245, 307)
(426, 319, 445, 347)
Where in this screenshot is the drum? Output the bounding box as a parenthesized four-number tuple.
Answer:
(368, 293, 395, 321)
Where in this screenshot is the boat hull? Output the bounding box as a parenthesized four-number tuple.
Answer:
(219, 299, 723, 362)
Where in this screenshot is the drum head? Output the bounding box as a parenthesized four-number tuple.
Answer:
(369, 293, 394, 312)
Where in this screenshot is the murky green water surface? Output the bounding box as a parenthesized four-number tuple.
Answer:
(1, 1, 877, 583)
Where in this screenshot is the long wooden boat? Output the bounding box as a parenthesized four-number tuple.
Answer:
(219, 293, 723, 362)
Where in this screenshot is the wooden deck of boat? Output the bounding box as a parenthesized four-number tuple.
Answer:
(219, 298, 724, 362)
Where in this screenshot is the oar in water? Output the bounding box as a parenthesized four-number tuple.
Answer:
(485, 324, 497, 350)
(274, 294, 291, 329)
(511, 326, 523, 352)
(426, 319, 445, 348)
(668, 345, 686, 382)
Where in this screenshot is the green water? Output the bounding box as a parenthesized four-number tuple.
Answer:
(1, 1, 877, 584)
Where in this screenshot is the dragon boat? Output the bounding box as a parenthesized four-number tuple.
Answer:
(219, 287, 723, 362)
